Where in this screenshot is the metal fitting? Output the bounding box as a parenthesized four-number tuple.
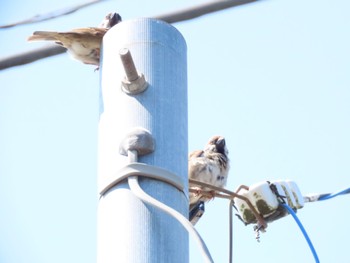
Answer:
(119, 48, 148, 95)
(119, 127, 155, 162)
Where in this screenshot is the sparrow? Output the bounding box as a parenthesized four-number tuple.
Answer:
(27, 12, 122, 66)
(188, 136, 230, 210)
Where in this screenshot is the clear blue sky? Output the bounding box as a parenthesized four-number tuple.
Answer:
(1, 0, 349, 262)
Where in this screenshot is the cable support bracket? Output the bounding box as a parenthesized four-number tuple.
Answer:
(99, 162, 186, 197)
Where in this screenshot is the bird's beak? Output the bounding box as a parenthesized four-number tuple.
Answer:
(216, 137, 226, 148)
(110, 13, 122, 26)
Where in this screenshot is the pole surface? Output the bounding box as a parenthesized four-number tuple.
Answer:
(97, 18, 188, 263)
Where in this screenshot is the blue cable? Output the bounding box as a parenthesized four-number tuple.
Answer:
(281, 203, 320, 263)
(318, 187, 350, 201)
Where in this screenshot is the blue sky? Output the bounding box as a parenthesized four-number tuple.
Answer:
(1, 0, 350, 262)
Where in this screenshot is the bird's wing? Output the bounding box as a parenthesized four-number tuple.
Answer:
(27, 27, 107, 42)
(27, 31, 61, 41)
(70, 27, 107, 37)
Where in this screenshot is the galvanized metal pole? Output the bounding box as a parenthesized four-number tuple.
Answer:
(97, 18, 188, 263)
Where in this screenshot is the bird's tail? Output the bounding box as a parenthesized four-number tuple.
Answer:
(27, 31, 60, 41)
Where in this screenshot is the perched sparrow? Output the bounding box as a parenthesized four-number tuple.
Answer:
(188, 136, 230, 210)
(27, 12, 122, 66)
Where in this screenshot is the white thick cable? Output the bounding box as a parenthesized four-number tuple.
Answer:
(128, 175, 214, 263)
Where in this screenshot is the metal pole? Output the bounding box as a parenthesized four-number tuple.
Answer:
(97, 18, 188, 263)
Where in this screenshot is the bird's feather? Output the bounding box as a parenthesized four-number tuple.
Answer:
(188, 136, 230, 209)
(26, 13, 121, 67)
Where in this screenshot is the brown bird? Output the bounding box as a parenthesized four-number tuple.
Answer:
(189, 136, 230, 210)
(27, 12, 122, 66)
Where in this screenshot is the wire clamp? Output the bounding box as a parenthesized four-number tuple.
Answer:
(99, 162, 185, 196)
(268, 181, 286, 204)
(99, 127, 185, 197)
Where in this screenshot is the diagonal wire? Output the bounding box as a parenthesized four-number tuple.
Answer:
(154, 0, 260, 23)
(189, 179, 268, 229)
(129, 176, 214, 263)
(281, 203, 320, 263)
(0, 0, 262, 71)
(304, 186, 350, 202)
(0, 0, 107, 29)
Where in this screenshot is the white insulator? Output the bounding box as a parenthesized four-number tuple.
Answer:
(234, 181, 280, 224)
(286, 180, 304, 209)
(271, 180, 297, 209)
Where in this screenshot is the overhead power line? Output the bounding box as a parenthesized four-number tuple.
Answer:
(0, 0, 107, 29)
(0, 0, 260, 71)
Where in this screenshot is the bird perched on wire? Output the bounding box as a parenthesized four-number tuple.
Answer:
(189, 136, 230, 210)
(27, 12, 122, 66)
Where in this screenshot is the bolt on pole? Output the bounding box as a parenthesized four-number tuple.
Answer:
(97, 18, 188, 263)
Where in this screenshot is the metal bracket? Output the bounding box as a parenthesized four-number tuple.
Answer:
(99, 163, 185, 197)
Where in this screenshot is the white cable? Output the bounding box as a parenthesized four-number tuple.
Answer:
(128, 175, 214, 263)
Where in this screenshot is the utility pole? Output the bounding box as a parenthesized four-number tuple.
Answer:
(97, 18, 188, 262)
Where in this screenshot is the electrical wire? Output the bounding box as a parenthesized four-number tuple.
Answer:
(127, 147, 345, 263)
(229, 200, 234, 263)
(128, 175, 214, 263)
(281, 203, 320, 263)
(318, 187, 350, 201)
(304, 186, 350, 202)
